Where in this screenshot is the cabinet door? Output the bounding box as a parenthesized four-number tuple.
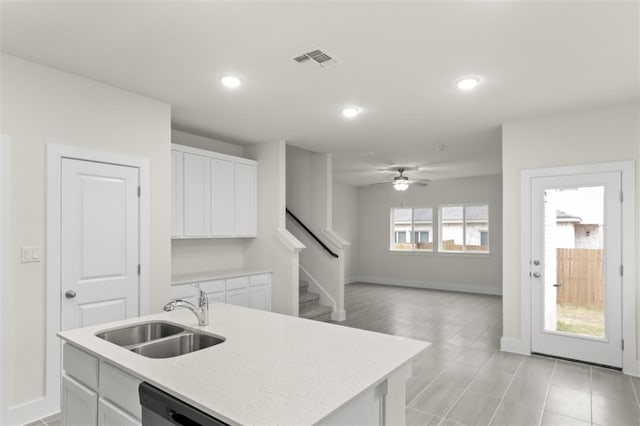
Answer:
(226, 287, 249, 307)
(98, 398, 140, 426)
(171, 150, 184, 238)
(249, 284, 271, 311)
(183, 153, 210, 237)
(234, 163, 257, 237)
(62, 374, 98, 426)
(210, 158, 235, 237)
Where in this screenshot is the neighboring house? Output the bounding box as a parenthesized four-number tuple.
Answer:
(556, 210, 603, 249)
(440, 205, 489, 251)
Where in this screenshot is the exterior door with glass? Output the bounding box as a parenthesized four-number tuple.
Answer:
(530, 171, 622, 367)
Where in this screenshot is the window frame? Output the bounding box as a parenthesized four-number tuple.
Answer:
(389, 207, 434, 253)
(438, 204, 490, 254)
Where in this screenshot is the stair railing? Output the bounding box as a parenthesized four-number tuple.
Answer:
(285, 208, 339, 258)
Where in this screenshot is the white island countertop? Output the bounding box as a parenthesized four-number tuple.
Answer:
(58, 304, 429, 425)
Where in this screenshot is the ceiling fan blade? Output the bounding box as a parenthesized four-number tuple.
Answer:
(368, 182, 392, 186)
(409, 180, 429, 187)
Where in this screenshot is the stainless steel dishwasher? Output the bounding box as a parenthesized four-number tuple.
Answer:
(139, 382, 229, 426)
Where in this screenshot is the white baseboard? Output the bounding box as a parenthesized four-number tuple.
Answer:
(352, 276, 502, 296)
(8, 396, 59, 426)
(331, 309, 346, 321)
(500, 337, 530, 355)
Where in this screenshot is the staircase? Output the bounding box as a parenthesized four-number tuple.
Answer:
(299, 280, 333, 322)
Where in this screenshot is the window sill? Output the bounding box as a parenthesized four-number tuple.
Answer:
(388, 249, 434, 255)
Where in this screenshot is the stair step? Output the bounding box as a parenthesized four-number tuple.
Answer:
(299, 291, 320, 310)
(299, 303, 333, 322)
(299, 280, 309, 294)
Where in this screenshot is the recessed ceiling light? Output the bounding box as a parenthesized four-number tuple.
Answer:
(342, 106, 361, 118)
(221, 75, 242, 88)
(456, 77, 479, 91)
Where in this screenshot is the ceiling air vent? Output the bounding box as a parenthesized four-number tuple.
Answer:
(293, 49, 339, 68)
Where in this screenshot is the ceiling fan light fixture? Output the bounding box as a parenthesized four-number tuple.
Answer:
(393, 181, 409, 191)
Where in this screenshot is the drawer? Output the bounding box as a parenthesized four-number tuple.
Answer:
(200, 280, 224, 293)
(249, 273, 271, 287)
(99, 361, 142, 419)
(64, 343, 99, 390)
(226, 276, 249, 290)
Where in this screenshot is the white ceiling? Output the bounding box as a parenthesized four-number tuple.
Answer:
(1, 1, 638, 185)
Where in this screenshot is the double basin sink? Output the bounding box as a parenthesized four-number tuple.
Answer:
(96, 321, 225, 359)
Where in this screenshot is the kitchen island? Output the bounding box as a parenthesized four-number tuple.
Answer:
(58, 303, 429, 425)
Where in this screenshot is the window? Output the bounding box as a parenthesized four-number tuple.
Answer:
(391, 207, 433, 251)
(439, 204, 489, 253)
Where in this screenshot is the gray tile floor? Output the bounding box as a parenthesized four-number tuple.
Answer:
(333, 283, 640, 426)
(25, 412, 61, 426)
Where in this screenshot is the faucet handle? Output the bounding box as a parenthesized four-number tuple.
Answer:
(198, 288, 208, 306)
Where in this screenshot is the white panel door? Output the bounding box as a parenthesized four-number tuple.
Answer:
(210, 158, 235, 237)
(171, 150, 183, 238)
(530, 171, 622, 367)
(61, 159, 139, 331)
(234, 163, 257, 236)
(183, 153, 210, 237)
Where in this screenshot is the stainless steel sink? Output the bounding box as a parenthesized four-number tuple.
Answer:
(96, 321, 225, 358)
(131, 333, 225, 359)
(96, 321, 185, 347)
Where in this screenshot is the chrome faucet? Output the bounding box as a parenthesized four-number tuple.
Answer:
(163, 289, 209, 326)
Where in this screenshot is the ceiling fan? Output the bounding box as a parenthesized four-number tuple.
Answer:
(370, 167, 429, 191)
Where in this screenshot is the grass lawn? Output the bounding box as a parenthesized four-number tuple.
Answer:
(556, 303, 604, 337)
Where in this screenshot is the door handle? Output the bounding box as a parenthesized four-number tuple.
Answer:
(553, 283, 563, 287)
(65, 290, 76, 299)
(532, 272, 541, 278)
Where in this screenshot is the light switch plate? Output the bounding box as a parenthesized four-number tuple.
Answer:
(21, 246, 41, 263)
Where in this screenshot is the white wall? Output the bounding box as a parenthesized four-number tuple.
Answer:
(245, 141, 301, 316)
(286, 145, 330, 233)
(170, 130, 247, 276)
(355, 175, 503, 295)
(333, 182, 359, 283)
(0, 54, 171, 409)
(501, 103, 640, 357)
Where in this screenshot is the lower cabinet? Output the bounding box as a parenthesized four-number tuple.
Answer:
(98, 399, 140, 426)
(62, 375, 98, 426)
(62, 344, 142, 426)
(171, 272, 272, 311)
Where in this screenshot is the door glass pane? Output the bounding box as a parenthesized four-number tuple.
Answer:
(392, 208, 412, 250)
(441, 206, 463, 251)
(543, 186, 605, 338)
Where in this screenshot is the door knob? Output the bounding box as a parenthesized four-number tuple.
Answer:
(532, 272, 541, 278)
(65, 290, 76, 299)
(533, 260, 540, 266)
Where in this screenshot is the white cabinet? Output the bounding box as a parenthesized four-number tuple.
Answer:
(210, 158, 235, 237)
(182, 153, 211, 237)
(172, 144, 257, 239)
(234, 163, 257, 237)
(171, 272, 271, 311)
(62, 344, 142, 426)
(62, 375, 98, 426)
(98, 399, 140, 426)
(171, 151, 183, 238)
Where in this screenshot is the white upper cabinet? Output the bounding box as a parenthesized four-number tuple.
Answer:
(210, 158, 235, 237)
(170, 151, 183, 238)
(234, 162, 257, 237)
(183, 153, 211, 237)
(172, 144, 257, 239)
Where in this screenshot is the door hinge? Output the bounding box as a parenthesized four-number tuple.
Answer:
(138, 186, 141, 198)
(137, 264, 141, 275)
(620, 265, 623, 276)
(620, 191, 623, 202)
(622, 339, 625, 350)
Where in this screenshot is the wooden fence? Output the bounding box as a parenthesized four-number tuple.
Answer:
(556, 248, 603, 308)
